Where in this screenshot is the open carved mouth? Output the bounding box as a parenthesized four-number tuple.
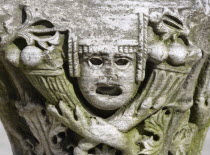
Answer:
(96, 85, 122, 96)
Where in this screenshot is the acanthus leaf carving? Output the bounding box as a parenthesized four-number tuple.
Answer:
(16, 102, 70, 155)
(139, 109, 172, 155)
(170, 110, 198, 155)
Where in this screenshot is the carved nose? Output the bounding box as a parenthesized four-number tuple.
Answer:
(100, 61, 118, 81)
(105, 68, 113, 75)
(104, 67, 118, 80)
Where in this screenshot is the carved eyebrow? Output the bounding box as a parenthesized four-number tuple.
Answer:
(81, 53, 109, 61)
(114, 54, 135, 60)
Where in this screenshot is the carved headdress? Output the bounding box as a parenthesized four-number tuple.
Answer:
(67, 11, 149, 84)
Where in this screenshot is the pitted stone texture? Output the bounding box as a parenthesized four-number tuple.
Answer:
(0, 0, 210, 155)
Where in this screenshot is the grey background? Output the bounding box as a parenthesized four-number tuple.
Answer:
(0, 121, 209, 154)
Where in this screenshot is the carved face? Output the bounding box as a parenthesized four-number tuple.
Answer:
(76, 14, 143, 110)
(77, 45, 140, 110)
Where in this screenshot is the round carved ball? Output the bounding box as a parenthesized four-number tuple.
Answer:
(20, 46, 43, 67)
(168, 43, 188, 65)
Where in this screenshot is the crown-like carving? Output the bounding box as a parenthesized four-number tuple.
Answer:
(68, 12, 149, 84)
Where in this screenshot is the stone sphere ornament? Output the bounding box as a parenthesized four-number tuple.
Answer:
(0, 0, 210, 155)
(20, 46, 43, 67)
(168, 42, 189, 66)
(148, 42, 168, 63)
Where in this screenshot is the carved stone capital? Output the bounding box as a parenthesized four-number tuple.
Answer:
(0, 0, 210, 155)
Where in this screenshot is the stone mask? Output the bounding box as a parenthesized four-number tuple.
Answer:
(74, 13, 146, 110)
(77, 41, 140, 110)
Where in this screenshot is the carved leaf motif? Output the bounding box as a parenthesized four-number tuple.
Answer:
(17, 103, 69, 155)
(170, 111, 198, 155)
(139, 110, 172, 155)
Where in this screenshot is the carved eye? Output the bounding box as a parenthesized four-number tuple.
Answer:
(115, 58, 129, 66)
(88, 57, 103, 67)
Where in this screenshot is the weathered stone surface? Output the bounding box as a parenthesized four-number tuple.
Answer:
(0, 0, 210, 155)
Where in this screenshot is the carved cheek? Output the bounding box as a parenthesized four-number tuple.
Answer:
(80, 63, 104, 83)
(117, 64, 135, 80)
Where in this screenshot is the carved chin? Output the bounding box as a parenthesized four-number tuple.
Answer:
(86, 93, 129, 110)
